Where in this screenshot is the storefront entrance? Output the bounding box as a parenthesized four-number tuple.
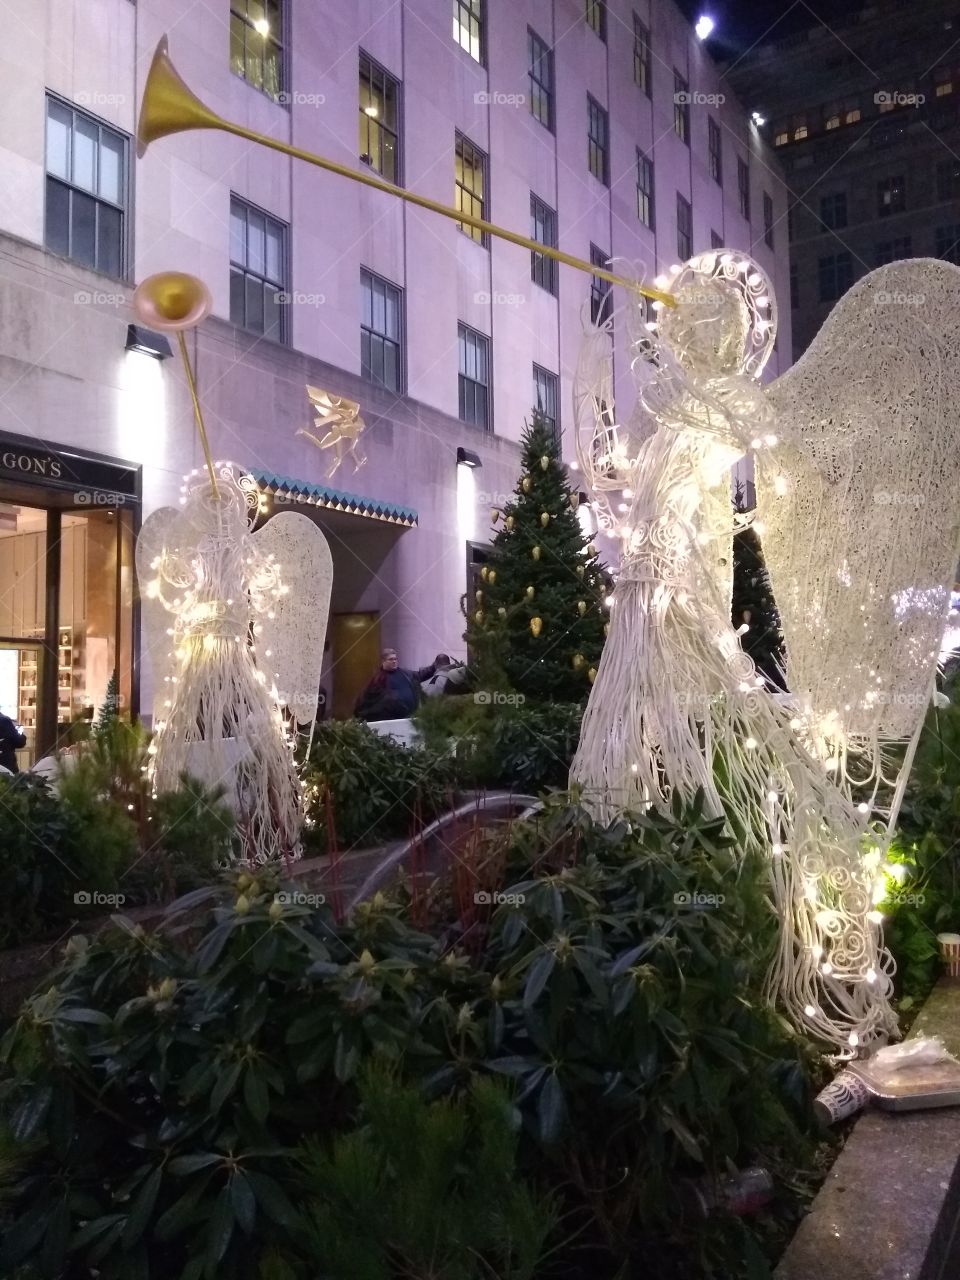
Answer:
(0, 434, 140, 764)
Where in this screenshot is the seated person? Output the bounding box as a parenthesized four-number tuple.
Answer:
(354, 648, 435, 722)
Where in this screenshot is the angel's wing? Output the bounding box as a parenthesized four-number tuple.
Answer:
(250, 513, 333, 724)
(134, 506, 182, 726)
(760, 258, 960, 758)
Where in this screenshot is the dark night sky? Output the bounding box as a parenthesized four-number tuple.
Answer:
(673, 0, 868, 59)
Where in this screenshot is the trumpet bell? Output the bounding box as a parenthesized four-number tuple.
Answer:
(133, 272, 213, 332)
(137, 36, 224, 158)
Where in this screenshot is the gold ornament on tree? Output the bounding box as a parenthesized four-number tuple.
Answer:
(497, 606, 506, 617)
(522, 477, 532, 493)
(540, 455, 550, 470)
(572, 653, 585, 669)
(569, 493, 580, 510)
(540, 512, 550, 527)
(480, 566, 489, 581)
(474, 609, 484, 624)
(491, 508, 501, 524)
(488, 569, 497, 584)
(587, 542, 597, 556)
(577, 600, 587, 615)
(505, 516, 515, 530)
(475, 589, 483, 603)
(587, 667, 597, 683)
(526, 586, 535, 599)
(576, 565, 585, 578)
(530, 616, 543, 637)
(531, 546, 541, 561)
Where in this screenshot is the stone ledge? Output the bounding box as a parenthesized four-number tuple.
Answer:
(776, 978, 960, 1280)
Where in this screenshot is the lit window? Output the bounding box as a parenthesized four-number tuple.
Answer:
(794, 124, 808, 139)
(45, 96, 127, 278)
(455, 134, 487, 245)
(230, 0, 285, 101)
(824, 115, 840, 130)
(361, 268, 403, 392)
(633, 16, 651, 94)
(586, 0, 606, 40)
(636, 148, 654, 228)
(528, 28, 554, 130)
(588, 95, 610, 185)
(774, 130, 789, 145)
(229, 196, 288, 343)
(453, 0, 483, 62)
(530, 194, 558, 295)
(676, 193, 692, 260)
(877, 175, 905, 217)
(458, 323, 490, 429)
(737, 157, 750, 220)
(533, 365, 560, 444)
(590, 244, 613, 326)
(359, 53, 400, 182)
(708, 116, 722, 185)
(674, 72, 690, 144)
(845, 107, 861, 123)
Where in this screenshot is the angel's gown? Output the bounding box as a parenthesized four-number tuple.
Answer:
(147, 480, 302, 864)
(571, 412, 898, 1053)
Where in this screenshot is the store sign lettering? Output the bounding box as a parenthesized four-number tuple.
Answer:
(1, 452, 63, 478)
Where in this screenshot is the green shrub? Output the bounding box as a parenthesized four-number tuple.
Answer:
(302, 719, 457, 853)
(0, 795, 822, 1279)
(414, 696, 582, 791)
(301, 1065, 557, 1280)
(0, 773, 131, 950)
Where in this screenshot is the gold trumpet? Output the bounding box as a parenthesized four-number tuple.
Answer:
(137, 37, 676, 309)
(133, 270, 219, 497)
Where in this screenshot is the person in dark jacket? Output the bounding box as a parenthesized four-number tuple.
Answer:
(354, 649, 435, 722)
(0, 714, 26, 773)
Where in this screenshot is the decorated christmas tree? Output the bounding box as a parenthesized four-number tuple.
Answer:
(467, 415, 609, 701)
(732, 480, 786, 690)
(96, 669, 121, 732)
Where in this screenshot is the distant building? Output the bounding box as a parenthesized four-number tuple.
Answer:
(726, 0, 960, 355)
(0, 0, 788, 754)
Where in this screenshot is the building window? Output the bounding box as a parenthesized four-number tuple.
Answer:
(818, 251, 853, 303)
(587, 95, 610, 185)
(774, 126, 789, 146)
(819, 192, 847, 230)
(359, 53, 400, 182)
(737, 158, 750, 220)
(762, 192, 774, 247)
(533, 365, 559, 443)
(633, 16, 651, 94)
(230, 0, 285, 100)
(845, 105, 861, 124)
(453, 0, 483, 62)
(934, 66, 954, 96)
(590, 244, 613, 326)
(676, 194, 692, 260)
(528, 28, 554, 130)
(674, 72, 690, 144)
(708, 116, 722, 185)
(45, 97, 127, 278)
(875, 236, 912, 265)
(229, 196, 287, 342)
(455, 134, 487, 245)
(937, 160, 960, 201)
(793, 119, 809, 140)
(790, 261, 799, 309)
(711, 229, 723, 249)
(823, 104, 841, 130)
(458, 323, 490, 430)
(877, 175, 905, 216)
(360, 268, 403, 392)
(530, 194, 558, 295)
(585, 0, 606, 39)
(636, 148, 654, 228)
(935, 224, 960, 265)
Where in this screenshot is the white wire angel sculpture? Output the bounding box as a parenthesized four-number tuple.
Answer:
(299, 386, 367, 478)
(572, 252, 960, 1054)
(136, 464, 332, 863)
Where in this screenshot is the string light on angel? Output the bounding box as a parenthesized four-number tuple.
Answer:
(137, 464, 332, 863)
(572, 251, 960, 1055)
(299, 385, 367, 478)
